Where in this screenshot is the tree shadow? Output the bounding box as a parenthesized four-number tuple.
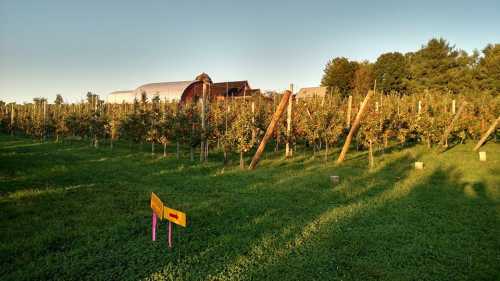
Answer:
(243, 166, 500, 281)
(2, 134, 497, 281)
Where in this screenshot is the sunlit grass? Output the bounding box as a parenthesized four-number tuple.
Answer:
(0, 134, 498, 281)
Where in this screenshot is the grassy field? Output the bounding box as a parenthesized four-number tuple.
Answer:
(1, 134, 499, 281)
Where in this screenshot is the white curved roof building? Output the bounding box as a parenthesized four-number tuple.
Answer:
(106, 73, 257, 104)
(106, 80, 204, 104)
(106, 90, 136, 103)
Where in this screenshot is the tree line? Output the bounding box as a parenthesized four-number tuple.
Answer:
(321, 38, 500, 96)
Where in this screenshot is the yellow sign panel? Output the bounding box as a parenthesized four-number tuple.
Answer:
(150, 192, 164, 220)
(163, 206, 187, 227)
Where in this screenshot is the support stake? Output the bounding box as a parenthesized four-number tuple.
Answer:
(248, 90, 292, 170)
(152, 212, 157, 241)
(168, 221, 173, 248)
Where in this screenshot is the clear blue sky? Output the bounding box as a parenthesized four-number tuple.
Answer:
(1, 0, 499, 103)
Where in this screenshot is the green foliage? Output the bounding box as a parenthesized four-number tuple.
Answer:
(374, 52, 408, 94)
(478, 44, 500, 92)
(353, 61, 375, 96)
(323, 38, 500, 95)
(406, 38, 475, 94)
(321, 57, 358, 97)
(229, 101, 255, 154)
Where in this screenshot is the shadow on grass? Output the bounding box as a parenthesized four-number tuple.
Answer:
(241, 167, 500, 281)
(1, 134, 498, 281)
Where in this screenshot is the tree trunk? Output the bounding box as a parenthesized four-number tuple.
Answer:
(324, 141, 328, 162)
(441, 101, 467, 147)
(240, 151, 244, 169)
(205, 142, 209, 160)
(200, 142, 204, 162)
(369, 140, 374, 169)
(176, 141, 180, 160)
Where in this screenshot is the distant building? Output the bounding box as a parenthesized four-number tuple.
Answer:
(106, 74, 259, 104)
(211, 81, 259, 100)
(296, 87, 328, 99)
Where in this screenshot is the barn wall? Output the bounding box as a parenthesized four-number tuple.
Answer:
(181, 81, 204, 103)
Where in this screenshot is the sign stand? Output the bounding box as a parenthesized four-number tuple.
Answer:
(150, 192, 187, 249)
(168, 221, 173, 248)
(152, 212, 157, 241)
(151, 212, 157, 241)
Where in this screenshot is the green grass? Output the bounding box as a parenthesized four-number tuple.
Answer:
(1, 134, 499, 281)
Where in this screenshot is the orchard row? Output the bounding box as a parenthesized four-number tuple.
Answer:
(1, 91, 498, 168)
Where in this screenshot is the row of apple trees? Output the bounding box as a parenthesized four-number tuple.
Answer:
(1, 91, 498, 168)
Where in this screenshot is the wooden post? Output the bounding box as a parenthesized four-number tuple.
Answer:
(200, 83, 208, 162)
(249, 90, 292, 170)
(168, 221, 173, 248)
(10, 103, 14, 134)
(452, 100, 456, 114)
(285, 84, 293, 158)
(346, 95, 352, 128)
(336, 90, 374, 164)
(43, 100, 47, 141)
(251, 101, 256, 144)
(473, 116, 499, 151)
(417, 100, 422, 114)
(441, 101, 467, 147)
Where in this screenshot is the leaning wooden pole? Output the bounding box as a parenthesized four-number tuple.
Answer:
(473, 116, 500, 151)
(336, 90, 374, 164)
(249, 90, 292, 170)
(441, 101, 467, 147)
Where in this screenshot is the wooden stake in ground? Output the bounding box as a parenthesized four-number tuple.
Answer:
(249, 90, 292, 170)
(441, 101, 467, 147)
(10, 103, 14, 135)
(43, 100, 47, 141)
(285, 84, 293, 158)
(200, 83, 208, 162)
(336, 90, 374, 164)
(346, 95, 352, 128)
(473, 116, 500, 151)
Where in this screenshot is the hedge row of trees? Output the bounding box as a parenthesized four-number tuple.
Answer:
(1, 90, 498, 169)
(321, 38, 500, 96)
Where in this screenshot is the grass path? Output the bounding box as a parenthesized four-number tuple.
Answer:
(1, 135, 499, 280)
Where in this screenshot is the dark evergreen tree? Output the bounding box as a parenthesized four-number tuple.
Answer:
(373, 52, 408, 94)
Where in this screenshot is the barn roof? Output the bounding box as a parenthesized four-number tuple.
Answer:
(134, 81, 201, 101)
